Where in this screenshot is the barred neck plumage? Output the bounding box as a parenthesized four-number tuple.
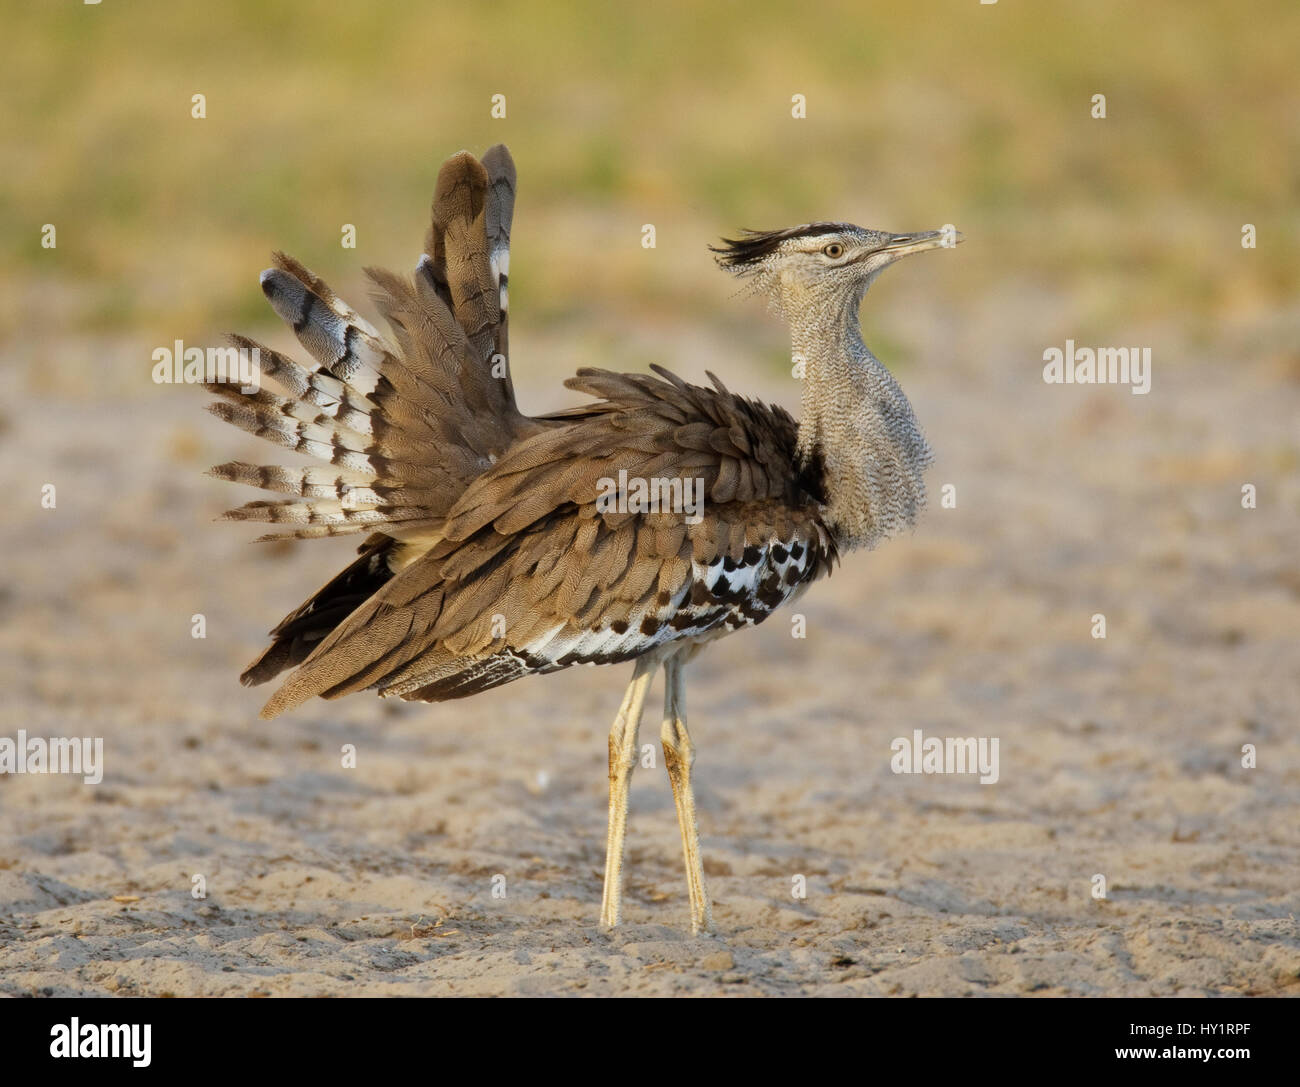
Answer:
(790, 290, 933, 552)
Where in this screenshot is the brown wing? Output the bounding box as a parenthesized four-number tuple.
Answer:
(258, 367, 835, 718)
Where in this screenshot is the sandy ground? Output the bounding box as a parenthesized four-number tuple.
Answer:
(1, 285, 1298, 997)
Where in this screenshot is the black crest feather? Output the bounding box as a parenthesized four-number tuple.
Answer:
(710, 222, 852, 268)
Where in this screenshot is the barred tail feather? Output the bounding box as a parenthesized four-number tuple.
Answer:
(209, 145, 549, 690)
(227, 334, 381, 434)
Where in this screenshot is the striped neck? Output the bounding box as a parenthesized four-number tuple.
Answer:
(791, 294, 932, 551)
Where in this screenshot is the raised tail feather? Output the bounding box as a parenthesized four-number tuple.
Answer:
(206, 145, 539, 684)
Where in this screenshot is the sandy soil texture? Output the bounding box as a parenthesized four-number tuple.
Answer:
(1, 296, 1298, 997)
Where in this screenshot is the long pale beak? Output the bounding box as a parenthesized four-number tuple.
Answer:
(877, 228, 964, 257)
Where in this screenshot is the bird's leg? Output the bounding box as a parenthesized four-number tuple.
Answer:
(599, 656, 656, 929)
(661, 654, 713, 935)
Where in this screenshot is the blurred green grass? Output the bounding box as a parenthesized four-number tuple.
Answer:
(2, 0, 1296, 389)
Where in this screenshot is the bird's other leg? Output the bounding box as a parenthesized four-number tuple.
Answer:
(661, 653, 713, 935)
(599, 656, 656, 929)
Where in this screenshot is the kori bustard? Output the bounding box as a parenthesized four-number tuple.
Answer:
(207, 144, 960, 934)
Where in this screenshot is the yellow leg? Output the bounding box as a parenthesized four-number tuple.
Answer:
(661, 654, 714, 935)
(599, 657, 655, 928)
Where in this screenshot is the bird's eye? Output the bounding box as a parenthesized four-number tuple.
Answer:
(822, 243, 844, 259)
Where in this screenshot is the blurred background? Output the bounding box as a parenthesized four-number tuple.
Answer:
(4, 0, 1297, 397)
(0, 1, 1297, 995)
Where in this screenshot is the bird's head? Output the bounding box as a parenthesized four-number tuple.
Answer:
(711, 221, 961, 316)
